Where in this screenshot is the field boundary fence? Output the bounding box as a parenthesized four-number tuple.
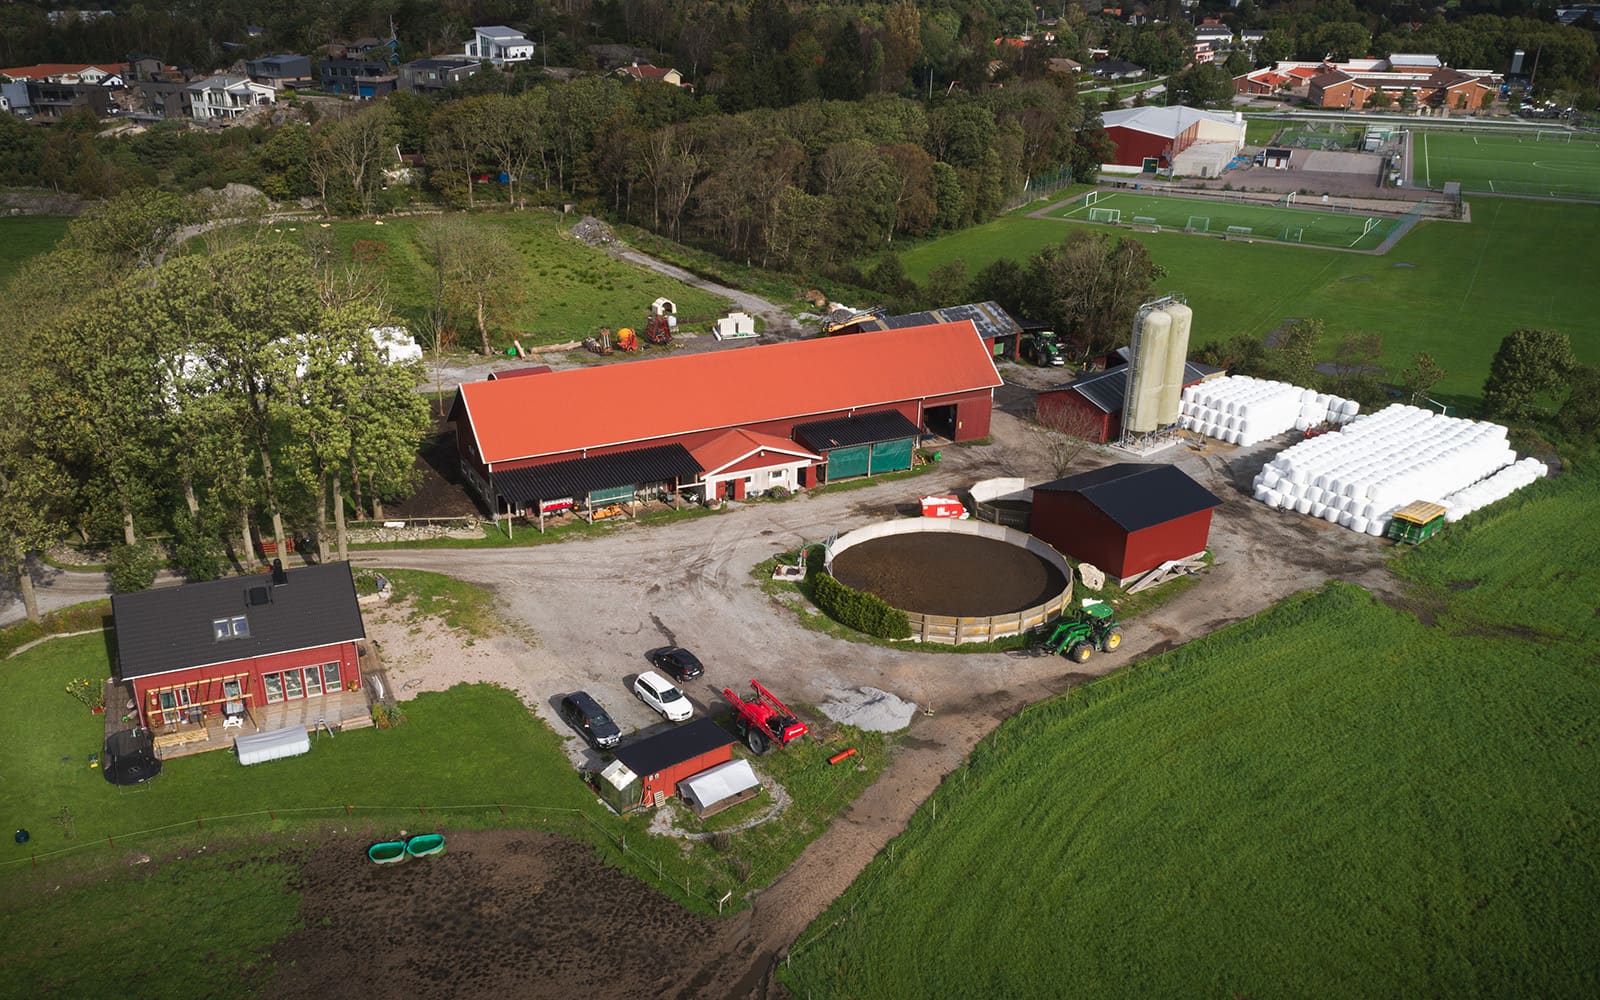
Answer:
(1004, 168, 1075, 212)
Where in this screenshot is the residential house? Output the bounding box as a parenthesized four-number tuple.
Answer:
(1233, 68, 1293, 96)
(319, 57, 390, 94)
(0, 63, 125, 87)
(24, 80, 111, 118)
(1090, 60, 1146, 80)
(133, 79, 189, 119)
(245, 54, 313, 90)
(1194, 23, 1235, 48)
(1192, 43, 1216, 65)
(1047, 57, 1084, 76)
(399, 56, 481, 94)
(465, 26, 535, 65)
(611, 62, 690, 88)
(1, 80, 29, 116)
(110, 561, 371, 759)
(187, 75, 275, 120)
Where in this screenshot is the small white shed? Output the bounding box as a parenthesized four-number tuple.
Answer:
(678, 759, 761, 817)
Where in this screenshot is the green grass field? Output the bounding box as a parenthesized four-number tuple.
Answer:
(901, 196, 1600, 403)
(0, 215, 69, 284)
(1061, 189, 1396, 249)
(782, 468, 1600, 998)
(1420, 129, 1600, 199)
(274, 213, 733, 348)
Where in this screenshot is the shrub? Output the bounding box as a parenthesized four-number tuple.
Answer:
(768, 485, 791, 500)
(109, 542, 163, 593)
(812, 573, 912, 640)
(172, 517, 227, 582)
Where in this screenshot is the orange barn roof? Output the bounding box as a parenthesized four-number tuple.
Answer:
(456, 321, 1002, 466)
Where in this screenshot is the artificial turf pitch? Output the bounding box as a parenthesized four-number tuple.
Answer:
(1419, 130, 1600, 199)
(1057, 190, 1397, 249)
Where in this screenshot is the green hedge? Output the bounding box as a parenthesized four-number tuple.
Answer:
(813, 572, 912, 640)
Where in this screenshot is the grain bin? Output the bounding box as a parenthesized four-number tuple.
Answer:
(1157, 302, 1194, 426)
(1124, 308, 1171, 433)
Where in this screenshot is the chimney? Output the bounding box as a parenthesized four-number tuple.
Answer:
(271, 558, 288, 586)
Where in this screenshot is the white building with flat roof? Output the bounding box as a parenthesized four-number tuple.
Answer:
(465, 26, 535, 65)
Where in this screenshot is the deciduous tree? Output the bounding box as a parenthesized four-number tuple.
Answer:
(1481, 328, 1577, 420)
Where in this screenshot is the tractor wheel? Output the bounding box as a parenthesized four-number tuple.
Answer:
(746, 727, 769, 755)
(1102, 627, 1123, 652)
(1068, 641, 1093, 664)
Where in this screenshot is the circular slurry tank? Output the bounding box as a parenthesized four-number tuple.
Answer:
(827, 519, 1071, 626)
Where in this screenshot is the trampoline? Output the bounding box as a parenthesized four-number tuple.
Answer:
(103, 729, 162, 786)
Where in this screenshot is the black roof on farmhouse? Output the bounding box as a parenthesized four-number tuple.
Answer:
(1034, 463, 1222, 532)
(794, 410, 921, 452)
(614, 717, 733, 776)
(111, 562, 366, 680)
(493, 442, 701, 506)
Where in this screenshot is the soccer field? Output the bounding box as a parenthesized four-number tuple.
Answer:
(1057, 190, 1397, 250)
(1420, 130, 1600, 199)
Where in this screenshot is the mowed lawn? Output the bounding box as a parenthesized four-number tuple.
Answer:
(1420, 130, 1600, 199)
(782, 468, 1600, 999)
(0, 216, 70, 284)
(273, 212, 733, 347)
(899, 197, 1600, 401)
(1059, 190, 1395, 248)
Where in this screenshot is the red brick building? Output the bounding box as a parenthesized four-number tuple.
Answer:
(449, 322, 1003, 519)
(1029, 464, 1221, 582)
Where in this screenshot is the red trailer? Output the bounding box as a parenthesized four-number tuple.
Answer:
(722, 679, 808, 754)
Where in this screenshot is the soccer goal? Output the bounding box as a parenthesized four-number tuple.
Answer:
(1226, 225, 1253, 236)
(1088, 207, 1122, 224)
(1536, 131, 1571, 143)
(1186, 216, 1210, 232)
(1362, 217, 1381, 236)
(1082, 190, 1100, 207)
(1133, 215, 1159, 227)
(1283, 227, 1304, 242)
(1281, 192, 1297, 206)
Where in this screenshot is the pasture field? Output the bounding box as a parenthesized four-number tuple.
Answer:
(0, 215, 69, 284)
(782, 468, 1600, 999)
(1420, 129, 1600, 199)
(899, 197, 1600, 402)
(1058, 189, 1396, 248)
(275, 213, 732, 348)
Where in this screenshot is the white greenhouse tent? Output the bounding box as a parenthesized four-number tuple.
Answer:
(678, 759, 761, 817)
(235, 725, 312, 766)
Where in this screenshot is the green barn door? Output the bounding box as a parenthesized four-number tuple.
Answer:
(826, 445, 869, 480)
(869, 438, 914, 474)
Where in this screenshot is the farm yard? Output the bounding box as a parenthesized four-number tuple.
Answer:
(1056, 189, 1399, 249)
(1419, 129, 1600, 199)
(899, 196, 1600, 404)
(781, 469, 1600, 998)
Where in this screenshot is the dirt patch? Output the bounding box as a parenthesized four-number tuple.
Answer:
(380, 400, 483, 519)
(831, 532, 1067, 617)
(363, 596, 538, 706)
(265, 829, 714, 1000)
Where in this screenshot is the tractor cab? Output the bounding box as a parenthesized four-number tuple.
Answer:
(1037, 601, 1124, 664)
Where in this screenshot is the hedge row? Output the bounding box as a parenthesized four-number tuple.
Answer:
(813, 572, 912, 640)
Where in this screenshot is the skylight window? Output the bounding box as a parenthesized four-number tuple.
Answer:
(213, 615, 250, 640)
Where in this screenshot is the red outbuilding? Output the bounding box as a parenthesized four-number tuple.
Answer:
(598, 718, 736, 812)
(110, 562, 369, 757)
(1036, 356, 1220, 443)
(1029, 464, 1222, 582)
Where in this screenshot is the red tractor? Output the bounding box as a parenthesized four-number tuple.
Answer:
(723, 679, 808, 754)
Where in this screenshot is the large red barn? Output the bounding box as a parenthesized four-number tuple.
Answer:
(110, 562, 369, 757)
(1030, 464, 1221, 582)
(449, 321, 1002, 519)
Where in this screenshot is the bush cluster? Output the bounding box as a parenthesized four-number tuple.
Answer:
(812, 572, 912, 640)
(108, 542, 163, 593)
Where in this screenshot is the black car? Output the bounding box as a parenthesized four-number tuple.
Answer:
(648, 646, 704, 681)
(558, 691, 621, 749)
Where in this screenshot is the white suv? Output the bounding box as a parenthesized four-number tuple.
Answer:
(633, 670, 692, 722)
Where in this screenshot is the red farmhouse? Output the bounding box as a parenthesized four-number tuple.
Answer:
(599, 718, 736, 812)
(111, 562, 368, 755)
(449, 321, 1002, 518)
(1030, 464, 1222, 582)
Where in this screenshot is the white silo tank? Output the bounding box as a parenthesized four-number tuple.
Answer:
(1124, 309, 1172, 434)
(1157, 302, 1194, 426)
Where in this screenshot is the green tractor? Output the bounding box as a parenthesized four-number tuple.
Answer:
(1037, 602, 1123, 663)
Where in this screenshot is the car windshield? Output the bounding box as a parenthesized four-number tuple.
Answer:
(658, 686, 683, 702)
(590, 711, 613, 727)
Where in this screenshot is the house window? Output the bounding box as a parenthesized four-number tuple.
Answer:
(284, 669, 304, 699)
(264, 673, 283, 703)
(322, 662, 342, 691)
(159, 687, 193, 725)
(304, 667, 322, 697)
(224, 678, 242, 699)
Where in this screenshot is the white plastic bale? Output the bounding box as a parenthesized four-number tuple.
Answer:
(1366, 517, 1386, 536)
(1323, 506, 1341, 523)
(1338, 511, 1355, 528)
(1254, 484, 1270, 502)
(1296, 497, 1312, 514)
(1262, 488, 1280, 507)
(1351, 515, 1368, 534)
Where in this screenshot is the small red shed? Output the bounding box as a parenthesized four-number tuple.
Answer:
(1036, 359, 1220, 444)
(602, 718, 735, 811)
(1030, 464, 1222, 582)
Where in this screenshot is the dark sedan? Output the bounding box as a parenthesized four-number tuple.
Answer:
(647, 646, 704, 682)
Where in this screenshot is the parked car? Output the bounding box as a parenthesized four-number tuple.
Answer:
(558, 691, 621, 749)
(648, 646, 704, 681)
(633, 670, 693, 722)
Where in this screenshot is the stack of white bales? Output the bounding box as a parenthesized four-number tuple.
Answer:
(1178, 376, 1357, 447)
(1250, 404, 1519, 536)
(1441, 458, 1547, 522)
